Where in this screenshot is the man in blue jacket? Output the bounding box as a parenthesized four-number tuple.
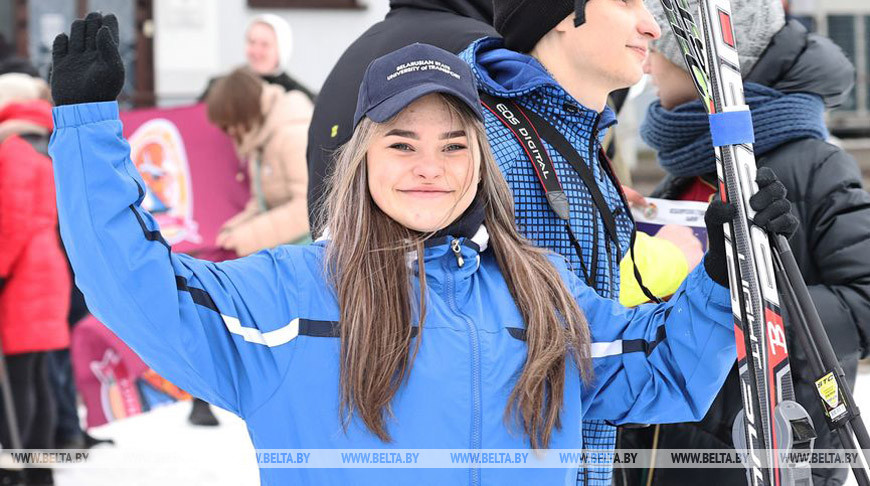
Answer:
(459, 1, 663, 484)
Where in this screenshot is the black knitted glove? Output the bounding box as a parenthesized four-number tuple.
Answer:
(750, 167, 799, 238)
(50, 12, 124, 106)
(704, 199, 737, 287)
(704, 167, 799, 286)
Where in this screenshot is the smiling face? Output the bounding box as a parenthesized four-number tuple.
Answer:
(548, 0, 661, 94)
(366, 94, 480, 233)
(246, 22, 280, 75)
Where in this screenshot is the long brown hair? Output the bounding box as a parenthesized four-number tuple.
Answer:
(320, 94, 592, 449)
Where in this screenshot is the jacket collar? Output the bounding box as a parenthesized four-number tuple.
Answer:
(316, 224, 489, 268)
(460, 37, 617, 134)
(412, 224, 489, 286)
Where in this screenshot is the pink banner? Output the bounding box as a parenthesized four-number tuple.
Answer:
(120, 102, 250, 261)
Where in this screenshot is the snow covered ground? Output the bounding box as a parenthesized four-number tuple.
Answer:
(51, 363, 870, 486)
(55, 404, 259, 486)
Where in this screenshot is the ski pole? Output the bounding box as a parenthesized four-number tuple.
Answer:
(771, 236, 870, 465)
(772, 259, 870, 486)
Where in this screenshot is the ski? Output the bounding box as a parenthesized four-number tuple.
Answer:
(656, 1, 816, 485)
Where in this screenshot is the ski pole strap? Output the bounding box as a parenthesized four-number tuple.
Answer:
(708, 109, 755, 147)
(629, 229, 663, 304)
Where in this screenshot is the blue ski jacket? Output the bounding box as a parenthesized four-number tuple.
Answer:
(49, 101, 736, 486)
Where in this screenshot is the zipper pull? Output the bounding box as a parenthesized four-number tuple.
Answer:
(451, 239, 465, 268)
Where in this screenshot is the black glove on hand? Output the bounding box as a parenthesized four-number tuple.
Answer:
(51, 12, 124, 106)
(704, 167, 799, 287)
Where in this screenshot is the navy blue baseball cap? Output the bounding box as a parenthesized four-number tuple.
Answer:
(353, 43, 483, 127)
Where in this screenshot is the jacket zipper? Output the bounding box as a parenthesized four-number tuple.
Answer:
(589, 112, 603, 288)
(446, 238, 481, 486)
(451, 239, 465, 268)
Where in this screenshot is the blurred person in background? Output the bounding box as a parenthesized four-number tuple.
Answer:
(244, 13, 314, 100)
(0, 51, 112, 453)
(305, 0, 497, 234)
(207, 67, 313, 256)
(200, 14, 314, 102)
(618, 1, 870, 485)
(0, 71, 70, 486)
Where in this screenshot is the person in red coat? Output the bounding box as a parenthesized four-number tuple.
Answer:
(0, 73, 71, 486)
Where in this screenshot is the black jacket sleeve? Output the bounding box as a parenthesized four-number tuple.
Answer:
(800, 142, 870, 359)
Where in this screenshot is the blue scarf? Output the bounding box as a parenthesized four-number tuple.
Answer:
(641, 82, 828, 177)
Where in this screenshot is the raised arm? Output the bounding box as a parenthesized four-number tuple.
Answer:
(49, 13, 303, 417)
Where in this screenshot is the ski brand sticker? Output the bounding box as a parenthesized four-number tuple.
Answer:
(815, 372, 847, 420)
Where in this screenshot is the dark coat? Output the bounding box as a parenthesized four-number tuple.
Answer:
(619, 21, 868, 486)
(304, 0, 497, 233)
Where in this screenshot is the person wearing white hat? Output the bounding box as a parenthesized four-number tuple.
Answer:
(244, 13, 314, 100)
(199, 14, 314, 102)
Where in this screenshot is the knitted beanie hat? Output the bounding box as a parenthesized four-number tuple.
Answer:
(644, 0, 785, 76)
(493, 0, 577, 53)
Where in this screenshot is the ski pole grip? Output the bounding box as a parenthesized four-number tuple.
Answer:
(709, 109, 755, 147)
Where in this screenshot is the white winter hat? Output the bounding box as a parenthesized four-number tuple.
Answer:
(644, 0, 785, 77)
(247, 13, 293, 73)
(0, 73, 46, 109)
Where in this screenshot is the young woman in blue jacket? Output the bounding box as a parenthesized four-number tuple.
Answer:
(47, 13, 796, 486)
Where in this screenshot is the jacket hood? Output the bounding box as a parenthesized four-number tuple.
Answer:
(461, 38, 617, 128)
(389, 0, 493, 24)
(746, 20, 855, 109)
(0, 99, 52, 143)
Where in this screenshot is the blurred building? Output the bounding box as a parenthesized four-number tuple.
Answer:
(0, 0, 390, 107)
